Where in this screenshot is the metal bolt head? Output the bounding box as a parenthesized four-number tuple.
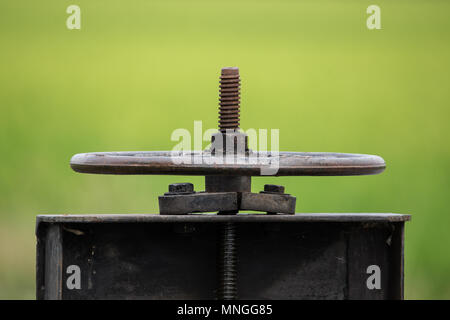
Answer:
(263, 184, 285, 194)
(168, 183, 194, 194)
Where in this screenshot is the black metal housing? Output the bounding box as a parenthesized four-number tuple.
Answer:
(36, 213, 409, 300)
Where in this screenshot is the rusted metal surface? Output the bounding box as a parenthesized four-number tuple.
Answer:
(70, 151, 385, 176)
(219, 67, 240, 131)
(240, 192, 296, 214)
(159, 191, 295, 215)
(211, 130, 249, 155)
(205, 175, 251, 192)
(159, 192, 238, 215)
(164, 178, 289, 215)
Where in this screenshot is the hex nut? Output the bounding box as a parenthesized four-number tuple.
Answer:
(263, 184, 285, 194)
(166, 183, 194, 195)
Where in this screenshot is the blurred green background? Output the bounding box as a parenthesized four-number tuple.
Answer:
(1, 0, 449, 299)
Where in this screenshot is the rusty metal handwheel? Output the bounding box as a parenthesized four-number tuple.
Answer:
(70, 151, 385, 176)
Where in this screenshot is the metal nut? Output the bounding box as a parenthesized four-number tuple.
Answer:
(167, 183, 194, 195)
(263, 184, 285, 194)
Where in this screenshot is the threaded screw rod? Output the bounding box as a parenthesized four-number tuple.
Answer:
(219, 67, 240, 131)
(216, 67, 241, 300)
(218, 221, 237, 300)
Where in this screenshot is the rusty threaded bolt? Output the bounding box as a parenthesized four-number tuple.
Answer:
(219, 67, 240, 132)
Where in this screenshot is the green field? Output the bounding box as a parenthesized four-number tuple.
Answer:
(1, 0, 449, 299)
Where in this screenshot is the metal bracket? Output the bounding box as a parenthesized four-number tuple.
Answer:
(159, 187, 296, 215)
(240, 192, 296, 214)
(159, 192, 238, 215)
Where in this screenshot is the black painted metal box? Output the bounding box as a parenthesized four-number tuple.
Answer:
(36, 213, 409, 300)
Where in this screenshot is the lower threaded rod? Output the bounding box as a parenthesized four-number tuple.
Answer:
(218, 221, 237, 300)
